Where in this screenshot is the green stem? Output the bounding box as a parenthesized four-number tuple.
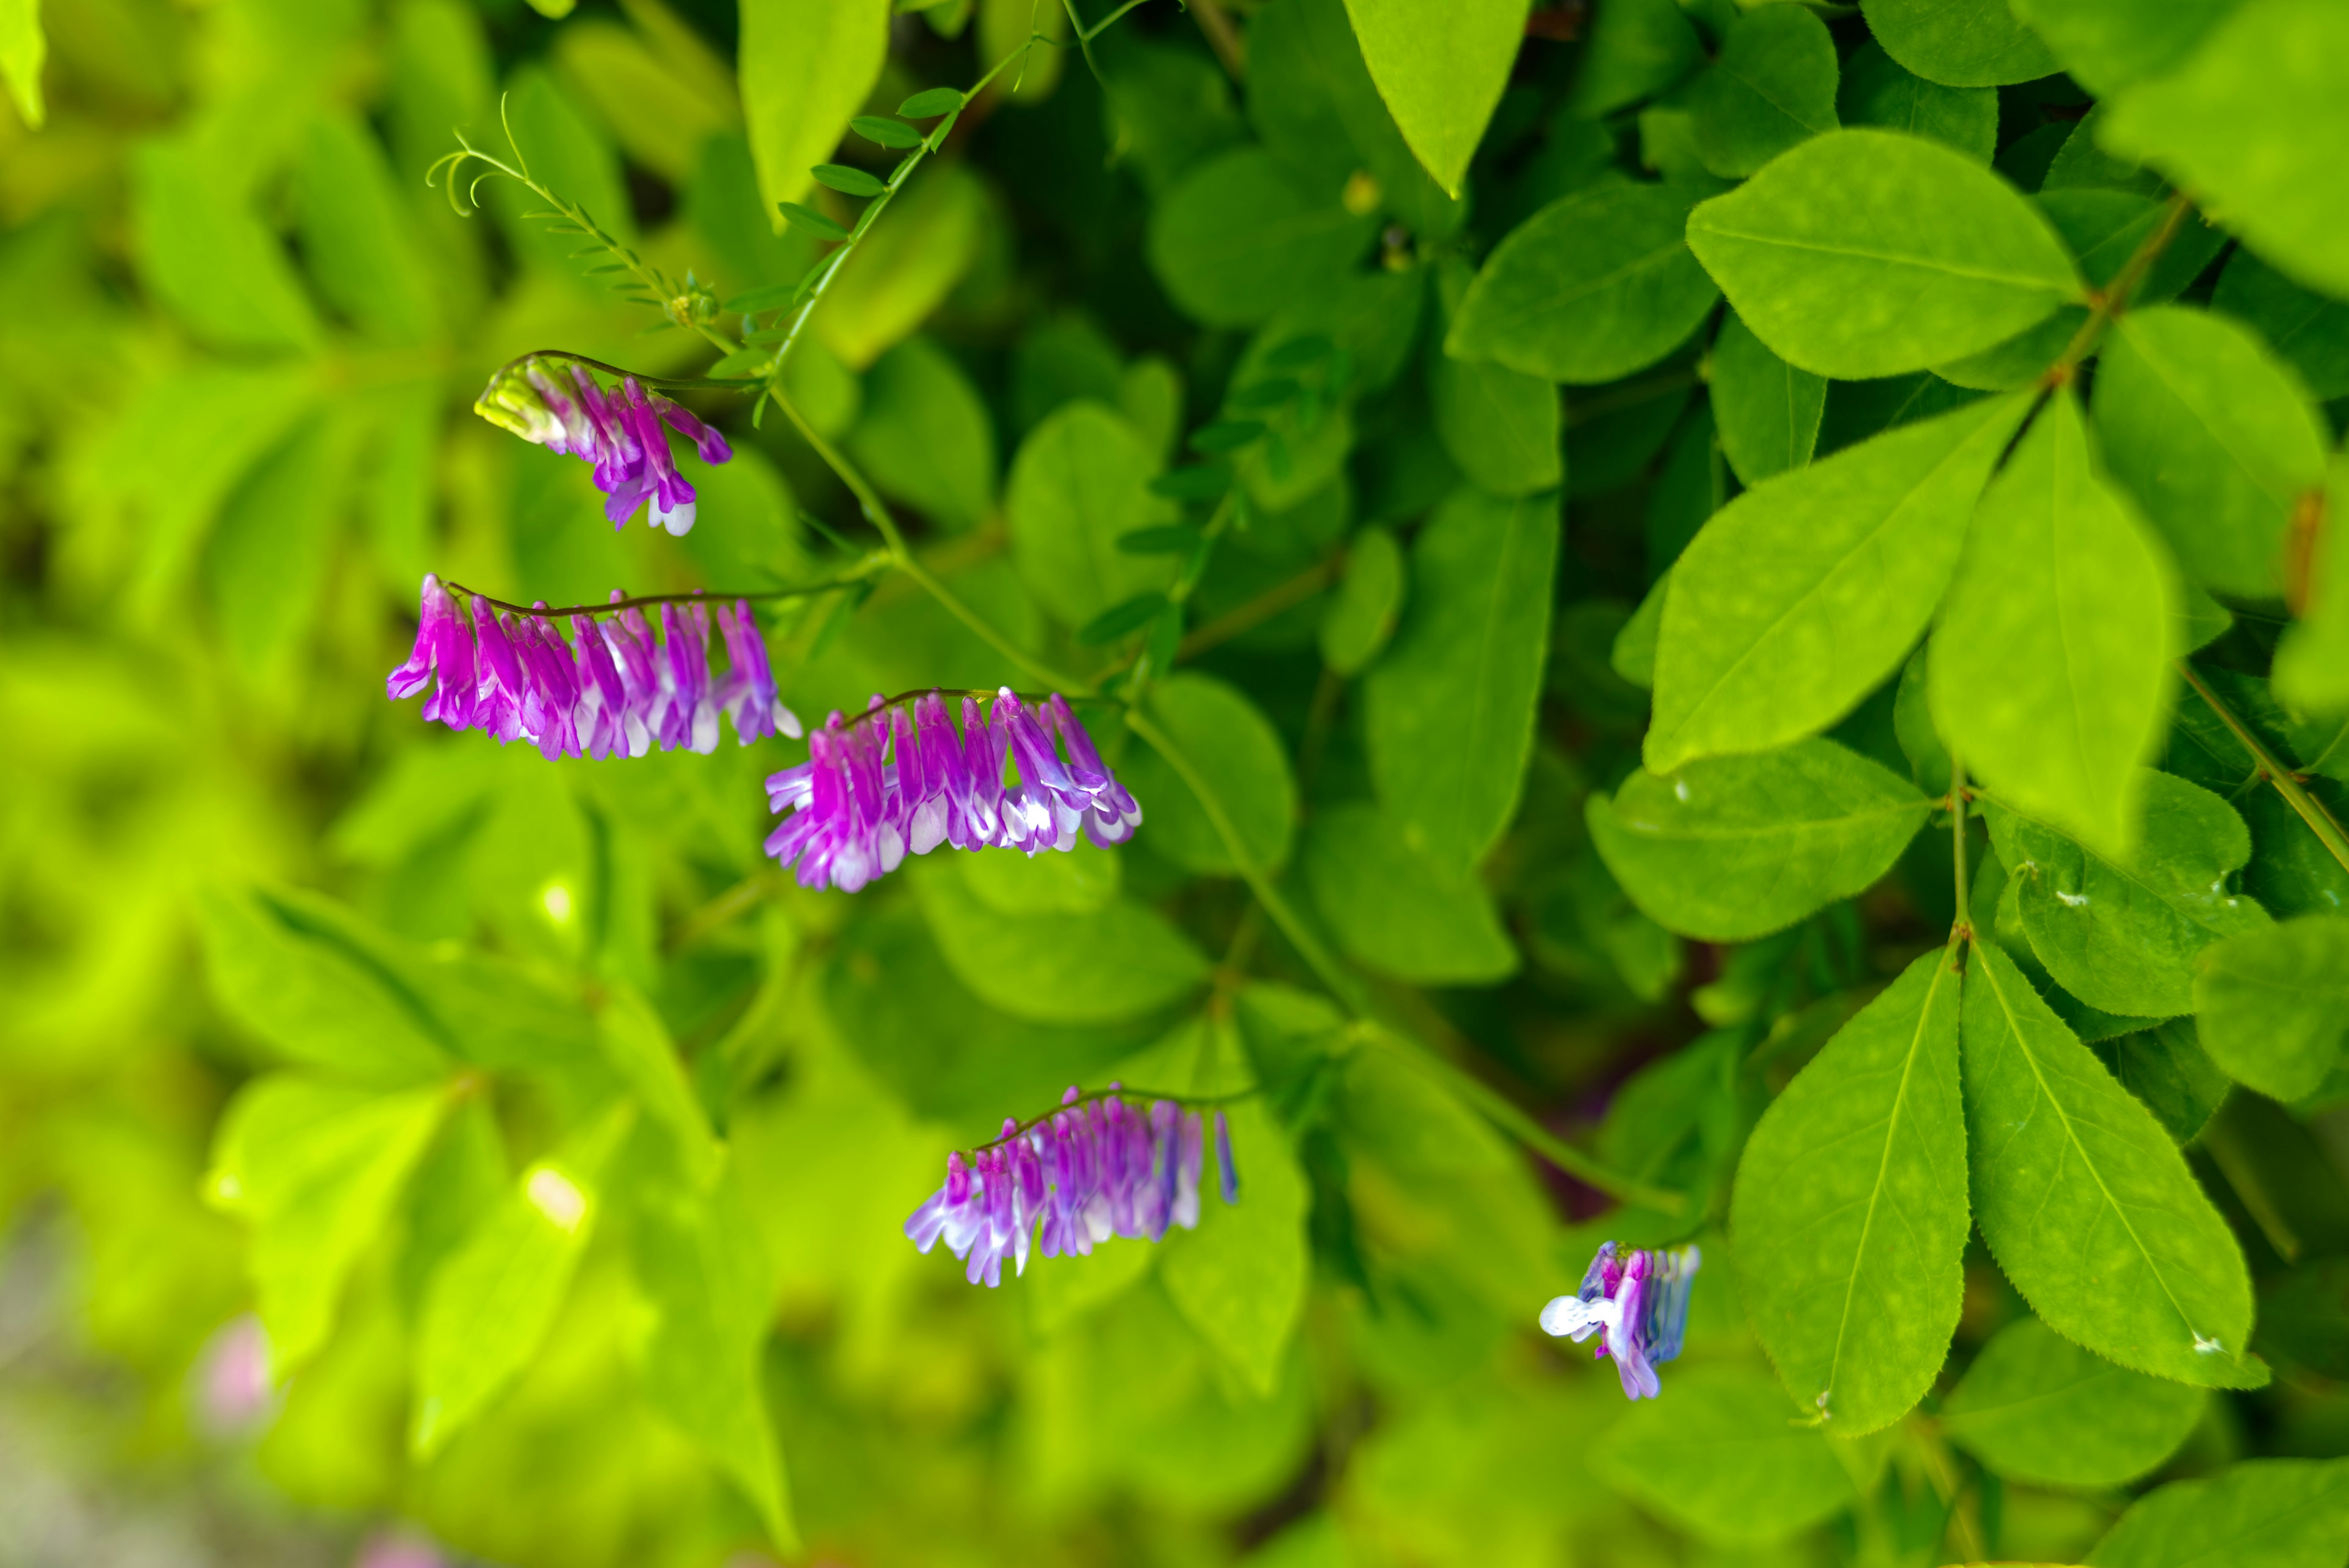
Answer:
(1176, 551, 1339, 663)
(2047, 191, 2192, 380)
(771, 389, 1090, 694)
(762, 30, 1052, 385)
(2178, 660, 2349, 875)
(1950, 751, 1971, 940)
(1124, 709, 1688, 1213)
(447, 567, 886, 620)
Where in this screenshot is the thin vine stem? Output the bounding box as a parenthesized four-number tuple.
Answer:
(445, 569, 885, 620)
(1949, 752, 1972, 942)
(1123, 710, 1688, 1213)
(771, 390, 1090, 694)
(2177, 660, 2349, 874)
(428, 106, 738, 360)
(973, 1083, 1257, 1153)
(2046, 191, 2194, 381)
(494, 349, 761, 395)
(758, 30, 1059, 392)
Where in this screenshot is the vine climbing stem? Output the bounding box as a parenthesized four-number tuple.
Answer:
(2176, 660, 2349, 875)
(1949, 752, 1972, 943)
(2046, 190, 2194, 382)
(1122, 710, 1690, 1214)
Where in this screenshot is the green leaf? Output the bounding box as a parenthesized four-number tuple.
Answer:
(208, 1076, 450, 1375)
(1335, 0, 1528, 197)
(1078, 591, 1168, 643)
(912, 860, 1210, 1025)
(1692, 4, 1839, 179)
(635, 1176, 796, 1550)
(1362, 488, 1560, 871)
(1648, 391, 2028, 772)
(1428, 258, 1560, 497)
(197, 888, 455, 1086)
(1006, 401, 1177, 630)
(1837, 40, 1997, 163)
(294, 114, 436, 345)
(1145, 148, 1380, 329)
(492, 65, 636, 272)
(2192, 916, 2349, 1102)
(777, 201, 849, 240)
(810, 162, 886, 197)
(1161, 1093, 1311, 1397)
(1449, 180, 1720, 385)
(2012, 0, 2236, 96)
(1589, 738, 1932, 942)
(1709, 310, 1827, 486)
(740, 0, 889, 219)
(596, 986, 719, 1187)
(1566, 0, 1702, 118)
(1930, 390, 2179, 859)
(1940, 1315, 2206, 1487)
(1611, 589, 1667, 699)
(1985, 770, 2270, 1019)
(1118, 674, 1299, 876)
(2101, 0, 2349, 299)
(1248, 0, 1463, 239)
(2098, 1020, 2232, 1144)
(851, 114, 922, 149)
(207, 412, 361, 680)
(1118, 525, 1201, 555)
(1591, 1365, 1860, 1545)
(1320, 525, 1406, 675)
(844, 335, 998, 532)
(0, 0, 44, 127)
(1687, 129, 2081, 379)
(1731, 946, 1967, 1433)
(2087, 1458, 2349, 1568)
(130, 139, 323, 354)
(1860, 0, 2060, 87)
(2213, 248, 2349, 402)
(816, 161, 986, 368)
(1300, 801, 1518, 985)
(2093, 305, 2329, 599)
(1961, 937, 2263, 1388)
(898, 86, 963, 118)
(412, 1125, 620, 1455)
(2262, 1260, 2349, 1379)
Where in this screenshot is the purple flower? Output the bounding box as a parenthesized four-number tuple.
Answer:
(475, 356, 732, 536)
(387, 575, 800, 756)
(763, 686, 1143, 893)
(905, 1084, 1239, 1287)
(1538, 1240, 1701, 1401)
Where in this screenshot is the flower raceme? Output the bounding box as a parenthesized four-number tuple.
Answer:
(905, 1087, 1238, 1288)
(764, 689, 1144, 893)
(1540, 1241, 1701, 1401)
(387, 574, 799, 759)
(475, 356, 731, 536)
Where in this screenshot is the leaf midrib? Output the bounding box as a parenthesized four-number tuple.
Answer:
(1973, 943, 2211, 1350)
(1820, 952, 1954, 1413)
(1622, 797, 1930, 844)
(1691, 222, 2078, 295)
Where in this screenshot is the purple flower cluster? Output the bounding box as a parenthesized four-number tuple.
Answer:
(764, 688, 1143, 893)
(388, 574, 800, 758)
(476, 357, 732, 536)
(905, 1087, 1239, 1287)
(1539, 1241, 1700, 1401)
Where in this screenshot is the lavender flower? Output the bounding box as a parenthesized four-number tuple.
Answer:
(904, 1085, 1238, 1288)
(1539, 1241, 1700, 1401)
(763, 687, 1143, 893)
(475, 356, 732, 536)
(388, 574, 799, 756)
